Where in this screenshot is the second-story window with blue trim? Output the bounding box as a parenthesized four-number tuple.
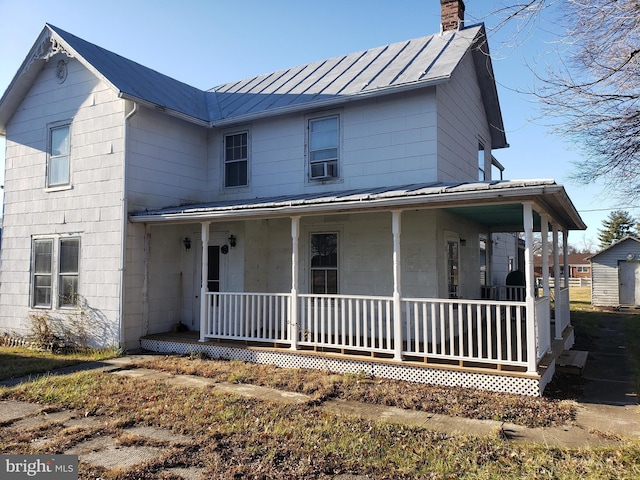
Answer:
(224, 131, 248, 187)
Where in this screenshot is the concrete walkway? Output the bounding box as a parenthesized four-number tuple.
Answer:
(1, 352, 639, 448)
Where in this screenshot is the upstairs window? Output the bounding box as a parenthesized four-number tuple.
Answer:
(224, 131, 248, 187)
(309, 116, 339, 180)
(478, 141, 485, 181)
(310, 233, 338, 294)
(48, 124, 70, 187)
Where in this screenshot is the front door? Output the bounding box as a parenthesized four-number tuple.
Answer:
(619, 261, 640, 306)
(192, 238, 226, 329)
(207, 245, 221, 294)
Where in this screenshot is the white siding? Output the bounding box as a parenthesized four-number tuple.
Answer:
(207, 89, 438, 201)
(0, 54, 125, 347)
(491, 233, 520, 285)
(591, 239, 640, 306)
(436, 52, 491, 182)
(127, 108, 208, 212)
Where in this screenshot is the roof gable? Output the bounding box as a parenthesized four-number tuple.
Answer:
(48, 25, 211, 124)
(0, 23, 506, 147)
(0, 24, 210, 132)
(589, 236, 640, 260)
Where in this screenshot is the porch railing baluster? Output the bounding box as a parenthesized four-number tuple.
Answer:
(201, 292, 542, 370)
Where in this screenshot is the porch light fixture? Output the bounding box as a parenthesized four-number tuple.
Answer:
(183, 237, 191, 250)
(228, 235, 236, 248)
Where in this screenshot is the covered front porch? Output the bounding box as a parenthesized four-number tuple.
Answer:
(133, 181, 585, 396)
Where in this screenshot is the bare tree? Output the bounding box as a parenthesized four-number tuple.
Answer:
(482, 1, 640, 202)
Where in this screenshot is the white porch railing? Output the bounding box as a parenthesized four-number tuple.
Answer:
(402, 298, 528, 367)
(555, 287, 570, 339)
(481, 285, 526, 301)
(206, 293, 291, 343)
(297, 294, 395, 354)
(534, 296, 551, 361)
(202, 291, 561, 371)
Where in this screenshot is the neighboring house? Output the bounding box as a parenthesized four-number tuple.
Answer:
(534, 253, 592, 279)
(590, 236, 640, 307)
(0, 1, 586, 395)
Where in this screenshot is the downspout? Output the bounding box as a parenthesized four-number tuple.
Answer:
(119, 101, 138, 349)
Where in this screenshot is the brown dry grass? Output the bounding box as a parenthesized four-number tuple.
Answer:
(2, 372, 639, 480)
(134, 355, 575, 428)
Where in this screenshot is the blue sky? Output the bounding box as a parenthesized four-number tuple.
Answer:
(1, 0, 635, 249)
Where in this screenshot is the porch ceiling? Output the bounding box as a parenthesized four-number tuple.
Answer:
(444, 204, 538, 232)
(129, 179, 586, 231)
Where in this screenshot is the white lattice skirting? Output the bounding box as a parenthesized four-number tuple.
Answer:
(140, 338, 545, 396)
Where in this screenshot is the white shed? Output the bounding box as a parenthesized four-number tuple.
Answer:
(590, 236, 640, 307)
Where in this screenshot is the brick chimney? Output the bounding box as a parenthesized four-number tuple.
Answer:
(440, 0, 465, 31)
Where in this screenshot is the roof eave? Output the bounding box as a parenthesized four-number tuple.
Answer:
(468, 25, 508, 149)
(0, 27, 53, 135)
(118, 93, 210, 127)
(129, 183, 586, 231)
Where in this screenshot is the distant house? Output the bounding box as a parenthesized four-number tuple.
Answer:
(590, 237, 640, 307)
(534, 253, 592, 280)
(0, 0, 586, 395)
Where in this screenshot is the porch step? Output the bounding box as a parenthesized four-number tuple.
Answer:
(556, 350, 588, 376)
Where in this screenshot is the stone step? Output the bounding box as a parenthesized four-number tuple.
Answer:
(557, 350, 588, 375)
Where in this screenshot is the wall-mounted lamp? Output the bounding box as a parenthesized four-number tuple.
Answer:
(460, 239, 467, 247)
(183, 237, 191, 250)
(228, 235, 236, 248)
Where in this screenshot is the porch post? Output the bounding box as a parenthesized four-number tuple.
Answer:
(392, 210, 403, 361)
(563, 229, 569, 288)
(541, 213, 552, 352)
(553, 224, 562, 339)
(290, 216, 300, 350)
(523, 202, 537, 373)
(541, 214, 550, 298)
(199, 221, 210, 342)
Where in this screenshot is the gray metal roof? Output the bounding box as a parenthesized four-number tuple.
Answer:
(210, 26, 479, 119)
(129, 179, 586, 231)
(49, 24, 212, 124)
(0, 23, 507, 148)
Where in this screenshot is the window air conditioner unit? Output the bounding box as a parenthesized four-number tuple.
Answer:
(310, 161, 337, 179)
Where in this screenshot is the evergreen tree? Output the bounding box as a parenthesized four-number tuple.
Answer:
(597, 210, 638, 249)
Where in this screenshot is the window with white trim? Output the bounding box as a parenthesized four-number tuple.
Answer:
(31, 236, 80, 308)
(224, 131, 248, 187)
(48, 124, 71, 187)
(447, 240, 459, 298)
(479, 235, 487, 286)
(478, 141, 485, 181)
(59, 238, 80, 307)
(32, 239, 53, 307)
(310, 232, 338, 294)
(309, 116, 339, 180)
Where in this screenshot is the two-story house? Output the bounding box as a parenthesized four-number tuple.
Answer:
(0, 0, 585, 395)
